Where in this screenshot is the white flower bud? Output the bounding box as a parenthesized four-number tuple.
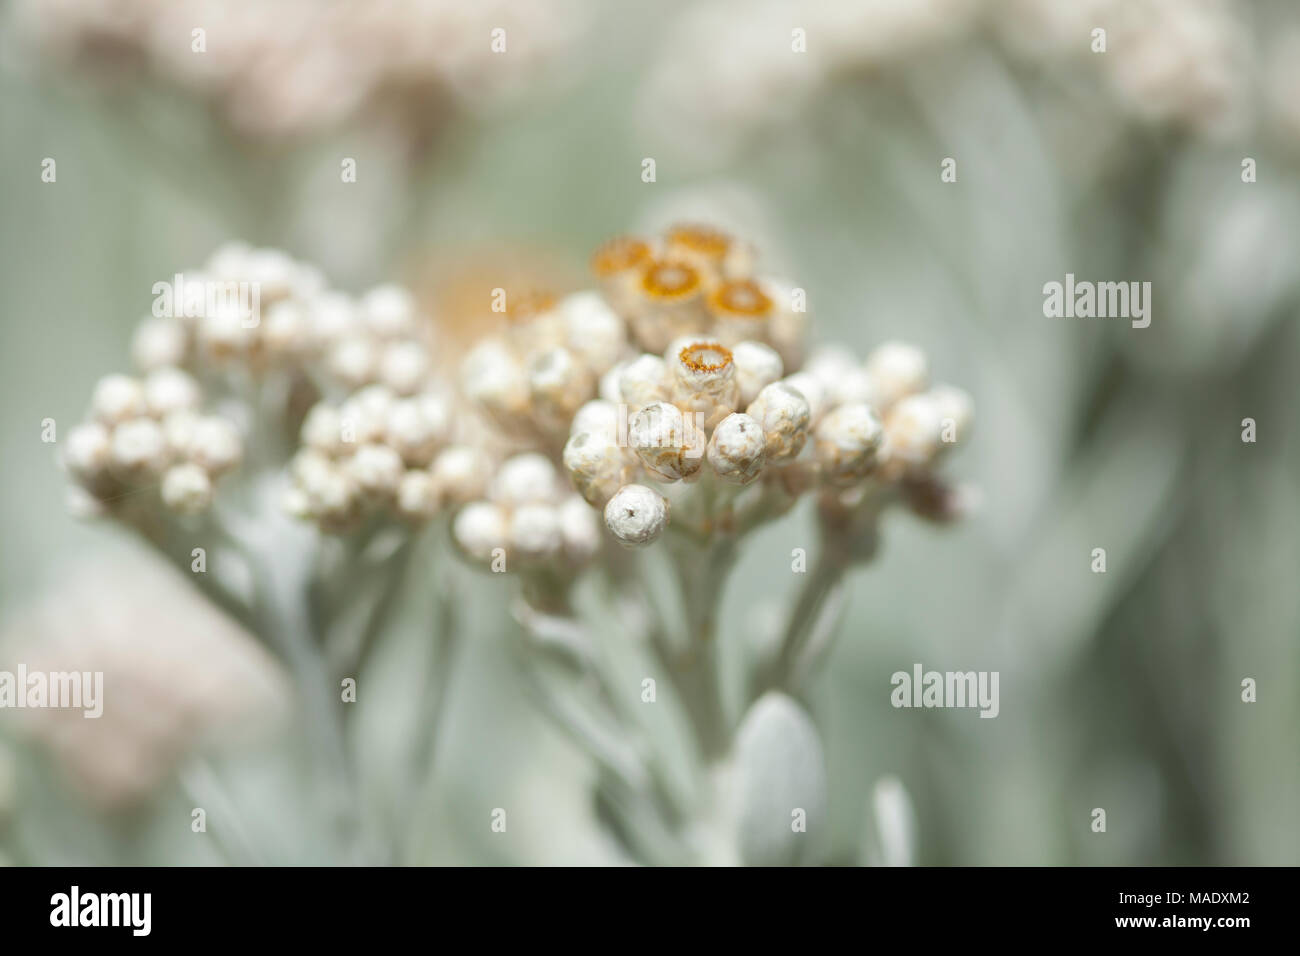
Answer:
(90, 374, 146, 425)
(490, 452, 560, 507)
(63, 422, 112, 482)
(814, 403, 884, 485)
(338, 384, 395, 445)
(396, 470, 441, 521)
(110, 417, 170, 480)
(243, 247, 299, 302)
(731, 340, 784, 407)
(528, 346, 595, 425)
(707, 412, 767, 485)
(781, 371, 828, 425)
(301, 403, 345, 456)
(570, 398, 620, 440)
(632, 260, 707, 353)
(188, 416, 243, 476)
(345, 443, 405, 499)
(327, 334, 378, 389)
(291, 448, 334, 486)
(131, 316, 188, 371)
(453, 501, 508, 562)
(599, 359, 631, 404)
(604, 484, 669, 548)
(263, 300, 310, 357)
(431, 445, 493, 505)
(930, 385, 974, 447)
(360, 284, 417, 338)
(307, 291, 357, 346)
(629, 401, 705, 481)
(508, 504, 563, 561)
(563, 429, 630, 507)
(559, 495, 601, 565)
(745, 382, 811, 463)
(865, 341, 928, 410)
(561, 290, 626, 375)
(618, 353, 668, 409)
(707, 278, 773, 348)
(378, 339, 432, 395)
(669, 340, 739, 429)
(161, 410, 200, 458)
(385, 395, 448, 466)
(462, 338, 529, 423)
(144, 367, 202, 418)
(884, 394, 945, 468)
(300, 464, 361, 531)
(161, 462, 214, 515)
(806, 345, 872, 406)
(198, 300, 257, 360)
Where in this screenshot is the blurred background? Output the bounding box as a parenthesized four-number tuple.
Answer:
(1, 0, 1297, 864)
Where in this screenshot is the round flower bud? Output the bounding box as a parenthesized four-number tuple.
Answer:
(929, 385, 974, 448)
(528, 346, 595, 426)
(883, 394, 945, 468)
(263, 300, 311, 357)
(619, 353, 669, 409)
(63, 422, 112, 485)
(385, 395, 448, 466)
(805, 346, 872, 406)
(731, 340, 784, 407)
(490, 453, 560, 507)
(161, 463, 214, 515)
(345, 443, 405, 499)
(301, 464, 361, 532)
(453, 501, 508, 563)
(508, 504, 563, 561)
(431, 445, 493, 505)
(630, 401, 705, 481)
(110, 417, 170, 481)
(378, 339, 432, 395)
(198, 300, 257, 360)
(604, 484, 669, 548)
(307, 291, 357, 346)
(242, 247, 300, 303)
(707, 413, 767, 485)
(396, 470, 441, 521)
(561, 290, 627, 375)
(669, 341, 739, 430)
(814, 403, 884, 485)
(559, 495, 601, 565)
(599, 359, 631, 404)
(301, 403, 345, 456)
(745, 382, 811, 463)
(327, 334, 378, 389)
(461, 338, 529, 425)
(338, 385, 394, 446)
(144, 367, 202, 418)
(781, 371, 828, 425)
(291, 448, 335, 486)
(188, 417, 242, 476)
(865, 341, 929, 409)
(570, 398, 620, 440)
(563, 429, 630, 507)
(361, 284, 417, 339)
(131, 316, 188, 371)
(90, 374, 147, 425)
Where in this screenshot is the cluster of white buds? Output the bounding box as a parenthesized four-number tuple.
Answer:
(451, 453, 601, 570)
(460, 290, 627, 443)
(62, 369, 242, 517)
(558, 233, 974, 550)
(285, 383, 490, 532)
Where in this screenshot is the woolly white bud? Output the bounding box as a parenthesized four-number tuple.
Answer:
(396, 470, 441, 521)
(360, 284, 416, 339)
(814, 403, 884, 485)
(131, 316, 188, 371)
(559, 495, 601, 564)
(731, 340, 784, 407)
(431, 445, 493, 505)
(198, 300, 257, 359)
(508, 504, 563, 561)
(110, 417, 170, 480)
(187, 416, 243, 476)
(570, 399, 620, 439)
(745, 382, 811, 463)
(338, 384, 395, 446)
(865, 341, 928, 409)
(327, 334, 378, 389)
(490, 453, 560, 507)
(90, 374, 146, 425)
(604, 484, 669, 548)
(63, 422, 112, 482)
(707, 412, 767, 485)
(454, 501, 507, 562)
(301, 403, 345, 456)
(563, 430, 630, 507)
(806, 345, 872, 406)
(561, 290, 626, 375)
(884, 394, 944, 468)
(378, 339, 432, 395)
(385, 395, 449, 466)
(143, 367, 202, 418)
(263, 300, 311, 357)
(462, 339, 529, 422)
(599, 360, 630, 404)
(242, 247, 300, 302)
(780, 371, 828, 425)
(307, 291, 357, 346)
(618, 354, 668, 409)
(300, 463, 360, 531)
(528, 346, 595, 425)
(161, 462, 214, 514)
(345, 443, 405, 499)
(629, 401, 705, 481)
